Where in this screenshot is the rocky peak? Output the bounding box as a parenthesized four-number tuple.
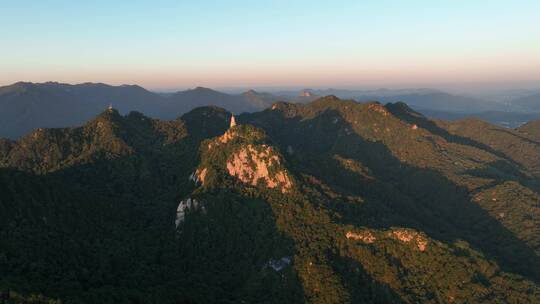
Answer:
(366, 102, 390, 116)
(300, 90, 313, 97)
(0, 82, 36, 94)
(243, 89, 258, 95)
(195, 124, 293, 193)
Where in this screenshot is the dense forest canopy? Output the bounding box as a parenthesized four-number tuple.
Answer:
(1, 96, 540, 303)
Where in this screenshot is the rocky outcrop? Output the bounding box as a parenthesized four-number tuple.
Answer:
(226, 144, 292, 193)
(266, 256, 292, 272)
(189, 168, 207, 185)
(175, 198, 205, 228)
(346, 228, 428, 252)
(199, 124, 293, 193)
(390, 229, 428, 251)
(367, 103, 390, 116)
(345, 231, 376, 243)
(207, 128, 237, 149)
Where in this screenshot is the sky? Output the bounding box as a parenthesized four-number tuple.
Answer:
(1, 0, 539, 91)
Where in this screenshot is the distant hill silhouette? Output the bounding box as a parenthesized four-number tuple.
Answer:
(0, 82, 285, 138)
(0, 82, 165, 138)
(2, 81, 540, 139)
(163, 87, 283, 118)
(418, 108, 540, 128)
(354, 91, 492, 112)
(511, 92, 540, 111)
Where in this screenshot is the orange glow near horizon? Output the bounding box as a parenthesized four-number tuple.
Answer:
(2, 61, 539, 91)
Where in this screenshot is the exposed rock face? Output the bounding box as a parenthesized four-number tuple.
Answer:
(346, 231, 376, 243)
(367, 103, 389, 116)
(300, 90, 312, 97)
(189, 168, 207, 185)
(226, 144, 292, 193)
(266, 256, 292, 271)
(346, 228, 428, 252)
(208, 128, 237, 149)
(219, 130, 236, 144)
(197, 168, 207, 184)
(199, 124, 293, 193)
(390, 229, 428, 251)
(175, 198, 204, 228)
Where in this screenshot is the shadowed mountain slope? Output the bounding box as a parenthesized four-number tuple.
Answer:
(1, 97, 540, 303)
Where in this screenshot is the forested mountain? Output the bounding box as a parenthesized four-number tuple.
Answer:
(357, 92, 491, 113)
(1, 97, 540, 303)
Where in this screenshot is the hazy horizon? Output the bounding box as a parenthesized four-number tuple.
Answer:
(2, 1, 539, 92)
(2, 80, 539, 100)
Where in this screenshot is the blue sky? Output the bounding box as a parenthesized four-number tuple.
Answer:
(1, 0, 539, 89)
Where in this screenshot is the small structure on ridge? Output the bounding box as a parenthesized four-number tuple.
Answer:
(230, 115, 237, 128)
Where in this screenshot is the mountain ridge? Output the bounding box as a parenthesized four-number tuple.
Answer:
(2, 81, 540, 139)
(2, 97, 540, 302)
(0, 82, 286, 139)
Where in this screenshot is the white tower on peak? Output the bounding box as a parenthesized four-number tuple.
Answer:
(107, 104, 113, 112)
(230, 115, 236, 128)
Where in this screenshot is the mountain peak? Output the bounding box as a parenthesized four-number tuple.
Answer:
(308, 95, 356, 111)
(243, 89, 258, 95)
(385, 101, 423, 118)
(2, 81, 36, 93)
(192, 86, 216, 92)
(173, 86, 226, 98)
(180, 106, 231, 138)
(197, 124, 293, 193)
(96, 106, 121, 120)
(300, 89, 314, 97)
(13, 81, 35, 87)
(319, 94, 340, 101)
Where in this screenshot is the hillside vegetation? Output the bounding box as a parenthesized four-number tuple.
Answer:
(1, 97, 540, 303)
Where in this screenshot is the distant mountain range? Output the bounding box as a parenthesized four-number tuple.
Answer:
(416, 109, 540, 128)
(0, 82, 285, 138)
(1, 81, 540, 139)
(278, 88, 492, 111)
